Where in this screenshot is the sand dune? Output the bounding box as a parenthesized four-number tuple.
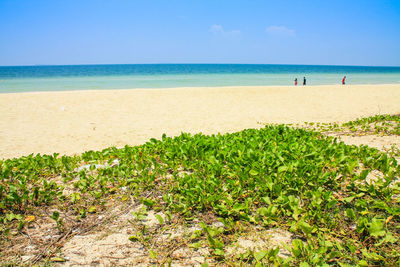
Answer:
(1, 84, 399, 159)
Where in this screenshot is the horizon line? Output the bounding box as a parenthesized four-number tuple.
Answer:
(1, 63, 400, 68)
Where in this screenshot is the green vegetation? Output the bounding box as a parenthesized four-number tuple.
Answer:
(301, 114, 400, 136)
(1, 115, 400, 265)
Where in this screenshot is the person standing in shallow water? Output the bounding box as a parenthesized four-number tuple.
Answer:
(303, 77, 306, 86)
(294, 78, 298, 86)
(342, 76, 346, 85)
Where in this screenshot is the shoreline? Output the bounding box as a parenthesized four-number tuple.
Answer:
(1, 83, 400, 95)
(1, 84, 400, 159)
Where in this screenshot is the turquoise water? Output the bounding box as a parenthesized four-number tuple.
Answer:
(0, 64, 399, 93)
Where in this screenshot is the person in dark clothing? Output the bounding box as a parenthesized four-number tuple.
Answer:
(303, 77, 306, 86)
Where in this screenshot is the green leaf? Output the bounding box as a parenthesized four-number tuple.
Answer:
(254, 250, 268, 261)
(368, 218, 385, 237)
(375, 232, 398, 246)
(277, 165, 288, 173)
(149, 249, 157, 259)
(361, 248, 385, 261)
(51, 211, 60, 221)
(257, 207, 268, 216)
(261, 196, 271, 205)
(357, 260, 369, 267)
(142, 198, 155, 208)
(345, 208, 355, 219)
(299, 221, 313, 235)
(291, 239, 304, 257)
(249, 169, 258, 176)
(155, 214, 164, 224)
(214, 248, 224, 256)
(342, 196, 355, 203)
(88, 206, 97, 213)
(6, 213, 15, 221)
(189, 241, 203, 249)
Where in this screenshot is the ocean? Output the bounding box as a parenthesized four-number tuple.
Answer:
(0, 64, 400, 93)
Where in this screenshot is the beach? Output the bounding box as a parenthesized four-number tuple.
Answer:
(1, 84, 400, 159)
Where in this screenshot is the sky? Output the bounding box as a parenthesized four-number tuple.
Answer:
(0, 0, 400, 66)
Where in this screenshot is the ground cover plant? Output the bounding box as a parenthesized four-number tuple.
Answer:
(300, 114, 400, 136)
(0, 115, 400, 265)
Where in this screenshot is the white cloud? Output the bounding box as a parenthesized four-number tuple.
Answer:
(210, 24, 224, 34)
(209, 24, 241, 36)
(266, 25, 295, 37)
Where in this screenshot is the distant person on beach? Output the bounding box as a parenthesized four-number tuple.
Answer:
(294, 78, 298, 86)
(303, 77, 306, 86)
(342, 76, 346, 85)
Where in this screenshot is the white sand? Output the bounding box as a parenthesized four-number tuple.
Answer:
(1, 84, 399, 159)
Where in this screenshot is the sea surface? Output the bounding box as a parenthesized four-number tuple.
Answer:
(1, 64, 400, 93)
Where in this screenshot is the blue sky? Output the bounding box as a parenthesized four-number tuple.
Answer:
(1, 0, 399, 66)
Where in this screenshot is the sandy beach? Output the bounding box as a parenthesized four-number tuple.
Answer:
(0, 84, 399, 159)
